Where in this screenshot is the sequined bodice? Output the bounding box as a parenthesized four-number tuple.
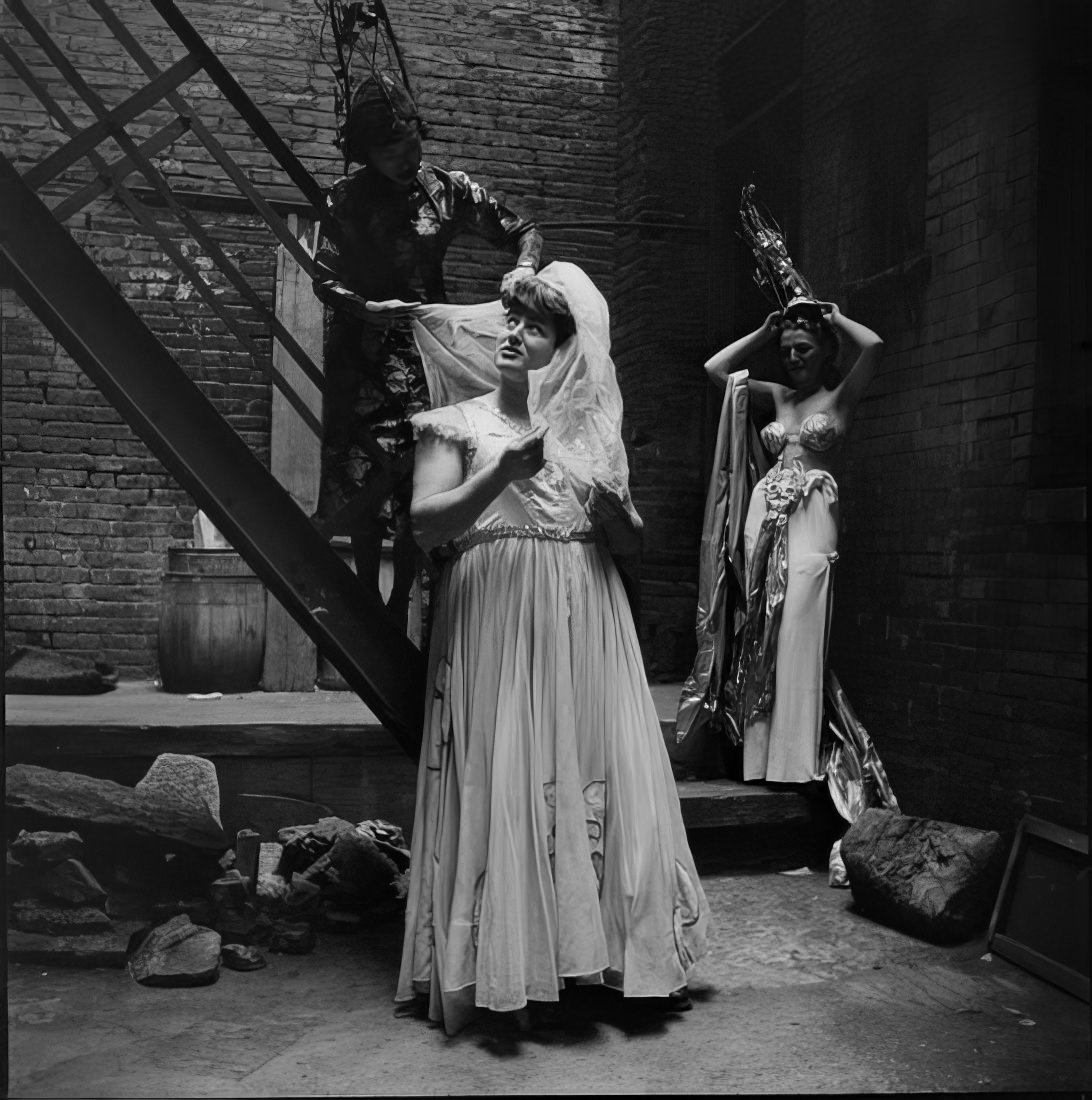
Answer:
(760, 411, 843, 457)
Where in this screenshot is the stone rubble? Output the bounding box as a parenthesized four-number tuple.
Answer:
(840, 807, 1010, 943)
(6, 760, 413, 986)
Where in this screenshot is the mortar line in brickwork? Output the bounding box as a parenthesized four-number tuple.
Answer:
(86, 0, 317, 279)
(147, 0, 331, 219)
(7, 49, 323, 439)
(9, 0, 329, 412)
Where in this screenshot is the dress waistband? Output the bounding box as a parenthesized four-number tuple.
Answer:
(452, 524, 597, 554)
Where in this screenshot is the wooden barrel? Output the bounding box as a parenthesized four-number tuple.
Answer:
(158, 548, 267, 693)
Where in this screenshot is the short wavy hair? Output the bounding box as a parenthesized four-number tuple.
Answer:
(503, 276, 576, 346)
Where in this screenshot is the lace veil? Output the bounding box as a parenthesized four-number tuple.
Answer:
(410, 261, 640, 524)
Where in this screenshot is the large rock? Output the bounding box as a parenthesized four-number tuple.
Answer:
(4, 645, 118, 695)
(25, 858, 108, 907)
(127, 914, 221, 987)
(8, 922, 144, 968)
(11, 901, 113, 935)
(9, 829, 84, 866)
(6, 761, 226, 850)
(840, 808, 1009, 943)
(135, 754, 222, 831)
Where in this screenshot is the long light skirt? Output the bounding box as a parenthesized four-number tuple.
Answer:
(396, 536, 708, 1032)
(742, 476, 839, 784)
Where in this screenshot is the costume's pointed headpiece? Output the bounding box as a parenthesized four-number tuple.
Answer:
(739, 184, 822, 326)
(316, 1, 421, 170)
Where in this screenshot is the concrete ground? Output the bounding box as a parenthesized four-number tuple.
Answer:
(7, 869, 1089, 1096)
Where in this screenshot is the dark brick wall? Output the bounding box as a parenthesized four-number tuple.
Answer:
(613, 0, 767, 680)
(615, 0, 1086, 832)
(821, 0, 1088, 833)
(2, 0, 620, 676)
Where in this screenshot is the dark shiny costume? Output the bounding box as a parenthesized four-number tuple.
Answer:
(312, 163, 542, 536)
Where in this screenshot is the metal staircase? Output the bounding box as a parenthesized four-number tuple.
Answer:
(0, 0, 425, 756)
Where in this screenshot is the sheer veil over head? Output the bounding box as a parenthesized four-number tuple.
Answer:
(410, 261, 640, 524)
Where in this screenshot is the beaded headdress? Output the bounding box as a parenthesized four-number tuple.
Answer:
(739, 184, 824, 328)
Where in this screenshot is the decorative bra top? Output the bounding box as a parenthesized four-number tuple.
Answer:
(760, 411, 843, 456)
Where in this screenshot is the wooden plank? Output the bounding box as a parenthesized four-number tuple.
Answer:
(674, 778, 816, 829)
(214, 757, 315, 816)
(311, 757, 419, 835)
(5, 724, 398, 761)
(262, 215, 325, 692)
(3, 682, 375, 728)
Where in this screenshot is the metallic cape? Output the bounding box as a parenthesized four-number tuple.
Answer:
(676, 370, 766, 747)
(676, 373, 898, 822)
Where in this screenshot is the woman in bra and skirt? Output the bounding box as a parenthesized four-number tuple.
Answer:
(703, 298, 884, 785)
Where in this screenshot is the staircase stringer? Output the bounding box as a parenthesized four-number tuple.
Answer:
(1, 154, 425, 759)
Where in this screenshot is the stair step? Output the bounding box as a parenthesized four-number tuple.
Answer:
(6, 682, 834, 863)
(675, 777, 813, 830)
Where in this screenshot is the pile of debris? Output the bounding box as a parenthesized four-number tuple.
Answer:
(6, 758, 411, 987)
(7, 827, 143, 968)
(7, 755, 228, 976)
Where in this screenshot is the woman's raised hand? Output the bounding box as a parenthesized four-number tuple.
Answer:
(818, 301, 843, 323)
(762, 310, 784, 337)
(587, 481, 628, 526)
(496, 425, 548, 482)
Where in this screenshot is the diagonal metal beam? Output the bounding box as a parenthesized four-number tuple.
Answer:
(50, 116, 191, 223)
(9, 0, 329, 402)
(89, 0, 317, 279)
(2, 32, 326, 442)
(0, 153, 425, 757)
(20, 54, 203, 190)
(148, 0, 334, 230)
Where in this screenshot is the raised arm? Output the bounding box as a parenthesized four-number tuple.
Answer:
(823, 303, 884, 416)
(410, 425, 548, 552)
(705, 311, 782, 388)
(445, 169, 544, 297)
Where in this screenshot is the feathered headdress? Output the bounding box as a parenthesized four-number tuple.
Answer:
(739, 184, 821, 324)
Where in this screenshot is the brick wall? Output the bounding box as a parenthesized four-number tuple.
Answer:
(819, 0, 1088, 833)
(613, 0, 764, 679)
(614, 0, 1085, 831)
(4, 0, 1085, 835)
(2, 0, 620, 676)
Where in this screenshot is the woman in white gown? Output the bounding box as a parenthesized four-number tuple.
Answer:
(395, 262, 708, 1033)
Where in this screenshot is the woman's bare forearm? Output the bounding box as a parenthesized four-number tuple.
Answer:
(411, 457, 511, 551)
(704, 312, 781, 387)
(830, 308, 883, 350)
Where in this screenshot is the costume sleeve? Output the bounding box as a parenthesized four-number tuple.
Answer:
(447, 170, 543, 270)
(311, 181, 370, 320)
(410, 406, 476, 464)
